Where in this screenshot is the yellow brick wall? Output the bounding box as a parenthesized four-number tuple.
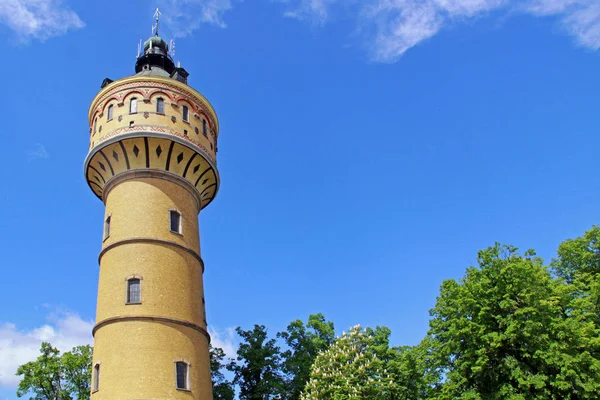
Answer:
(92, 177, 211, 399)
(92, 322, 211, 400)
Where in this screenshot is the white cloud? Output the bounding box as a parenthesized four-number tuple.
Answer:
(208, 326, 237, 359)
(273, 0, 600, 62)
(366, 0, 600, 62)
(0, 311, 93, 387)
(27, 143, 49, 161)
(279, 0, 338, 25)
(157, 0, 234, 37)
(0, 0, 84, 42)
(525, 1, 600, 51)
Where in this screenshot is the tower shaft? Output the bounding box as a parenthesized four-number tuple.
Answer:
(92, 175, 211, 399)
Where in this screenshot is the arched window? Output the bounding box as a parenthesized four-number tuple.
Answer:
(103, 215, 111, 240)
(107, 104, 113, 121)
(170, 210, 182, 234)
(127, 278, 141, 304)
(175, 361, 190, 390)
(130, 98, 138, 114)
(182, 105, 189, 122)
(156, 97, 165, 114)
(93, 363, 100, 392)
(202, 119, 207, 137)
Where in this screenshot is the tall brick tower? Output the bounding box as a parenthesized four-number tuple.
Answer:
(84, 11, 219, 399)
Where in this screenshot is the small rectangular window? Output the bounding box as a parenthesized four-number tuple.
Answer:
(107, 105, 113, 121)
(182, 105, 189, 122)
(176, 362, 189, 390)
(104, 215, 111, 240)
(93, 364, 100, 392)
(170, 210, 181, 234)
(130, 98, 138, 114)
(157, 98, 165, 114)
(202, 119, 207, 137)
(127, 279, 141, 304)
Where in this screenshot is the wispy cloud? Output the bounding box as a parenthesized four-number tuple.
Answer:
(157, 0, 234, 37)
(208, 326, 238, 359)
(277, 0, 338, 26)
(0, 0, 84, 42)
(363, 0, 600, 63)
(0, 310, 93, 387)
(27, 143, 49, 161)
(274, 0, 600, 62)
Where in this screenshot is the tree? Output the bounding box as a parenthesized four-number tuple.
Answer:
(427, 244, 600, 399)
(210, 345, 234, 400)
(552, 226, 600, 326)
(301, 325, 396, 400)
(387, 339, 440, 400)
(277, 313, 335, 399)
(227, 325, 284, 399)
(61, 346, 92, 400)
(17, 342, 92, 400)
(17, 343, 68, 400)
(552, 225, 600, 284)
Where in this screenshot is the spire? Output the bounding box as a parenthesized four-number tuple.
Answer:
(153, 8, 161, 36)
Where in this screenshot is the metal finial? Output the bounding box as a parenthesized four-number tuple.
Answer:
(153, 8, 161, 36)
(137, 39, 142, 58)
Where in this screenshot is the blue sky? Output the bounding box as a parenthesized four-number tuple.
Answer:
(1, 0, 600, 398)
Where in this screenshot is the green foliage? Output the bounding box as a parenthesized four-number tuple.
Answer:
(427, 243, 600, 399)
(227, 325, 284, 399)
(277, 313, 335, 399)
(301, 325, 396, 400)
(552, 225, 600, 284)
(61, 346, 92, 400)
(210, 345, 235, 400)
(16, 342, 92, 400)
(387, 340, 440, 400)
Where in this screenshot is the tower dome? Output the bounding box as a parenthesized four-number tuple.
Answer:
(135, 34, 175, 75)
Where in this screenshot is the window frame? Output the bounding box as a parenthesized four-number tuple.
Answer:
(103, 214, 111, 241)
(130, 97, 138, 114)
(125, 276, 142, 305)
(182, 105, 189, 122)
(92, 362, 101, 392)
(107, 104, 113, 121)
(169, 209, 182, 235)
(156, 97, 165, 114)
(174, 360, 191, 391)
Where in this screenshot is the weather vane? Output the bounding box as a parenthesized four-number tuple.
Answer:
(152, 8, 161, 36)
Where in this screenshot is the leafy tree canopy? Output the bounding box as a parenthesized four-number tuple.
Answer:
(301, 325, 396, 400)
(227, 325, 284, 400)
(427, 243, 600, 399)
(277, 313, 335, 399)
(16, 342, 92, 400)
